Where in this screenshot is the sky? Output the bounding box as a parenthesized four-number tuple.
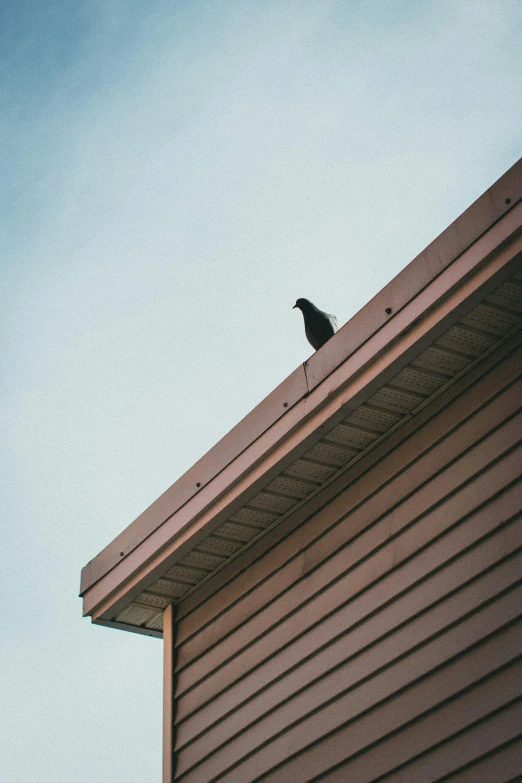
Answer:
(1, 1, 520, 781)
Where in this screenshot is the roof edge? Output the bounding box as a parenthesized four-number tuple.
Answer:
(81, 157, 522, 596)
(82, 211, 522, 622)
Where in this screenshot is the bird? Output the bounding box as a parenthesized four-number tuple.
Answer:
(293, 298, 339, 350)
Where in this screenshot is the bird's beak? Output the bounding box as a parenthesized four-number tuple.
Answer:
(292, 304, 297, 309)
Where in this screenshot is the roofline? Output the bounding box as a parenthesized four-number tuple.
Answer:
(84, 223, 522, 624)
(82, 223, 522, 625)
(81, 158, 522, 601)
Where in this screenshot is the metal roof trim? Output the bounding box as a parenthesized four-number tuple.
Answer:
(80, 158, 522, 600)
(81, 209, 522, 624)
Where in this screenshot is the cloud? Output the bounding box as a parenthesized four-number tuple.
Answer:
(1, 2, 521, 780)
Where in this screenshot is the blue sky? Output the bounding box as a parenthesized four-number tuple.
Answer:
(1, 1, 520, 780)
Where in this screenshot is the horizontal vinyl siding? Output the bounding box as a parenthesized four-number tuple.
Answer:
(172, 343, 522, 783)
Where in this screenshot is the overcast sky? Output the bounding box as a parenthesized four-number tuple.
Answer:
(1, 1, 520, 781)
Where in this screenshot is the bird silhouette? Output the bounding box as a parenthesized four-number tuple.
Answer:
(293, 298, 339, 350)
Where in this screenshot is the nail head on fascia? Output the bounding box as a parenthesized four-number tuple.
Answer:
(283, 402, 288, 408)
(505, 197, 511, 205)
(385, 307, 392, 315)
(196, 482, 201, 487)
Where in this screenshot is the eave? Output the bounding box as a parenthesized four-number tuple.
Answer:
(80, 159, 522, 637)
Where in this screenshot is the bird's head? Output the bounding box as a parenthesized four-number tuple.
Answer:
(293, 298, 314, 312)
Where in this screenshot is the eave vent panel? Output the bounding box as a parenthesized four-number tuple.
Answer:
(111, 271, 522, 635)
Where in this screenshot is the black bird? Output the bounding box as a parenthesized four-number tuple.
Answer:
(293, 298, 339, 350)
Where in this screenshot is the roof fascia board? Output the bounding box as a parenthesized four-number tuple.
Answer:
(83, 210, 522, 621)
(81, 158, 522, 596)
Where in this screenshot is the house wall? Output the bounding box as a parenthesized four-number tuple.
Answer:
(168, 334, 522, 782)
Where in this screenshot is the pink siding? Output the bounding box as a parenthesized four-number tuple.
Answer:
(170, 337, 522, 782)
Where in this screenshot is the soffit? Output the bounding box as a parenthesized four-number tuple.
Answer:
(80, 159, 522, 597)
(112, 268, 522, 635)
